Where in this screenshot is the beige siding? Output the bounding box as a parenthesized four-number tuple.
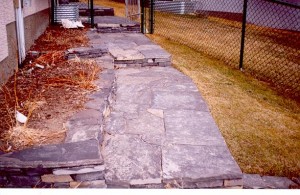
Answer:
(0, 0, 50, 62)
(23, 0, 50, 17)
(0, 0, 16, 61)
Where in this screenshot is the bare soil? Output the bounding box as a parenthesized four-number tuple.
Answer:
(0, 26, 100, 152)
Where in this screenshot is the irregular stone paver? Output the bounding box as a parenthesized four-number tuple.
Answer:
(262, 176, 297, 189)
(126, 111, 165, 135)
(152, 91, 207, 110)
(0, 139, 103, 168)
(103, 134, 162, 186)
(243, 174, 269, 189)
(162, 144, 242, 182)
(53, 165, 105, 175)
(164, 110, 227, 146)
(70, 180, 107, 188)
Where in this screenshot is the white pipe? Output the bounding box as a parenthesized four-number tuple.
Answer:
(15, 0, 26, 64)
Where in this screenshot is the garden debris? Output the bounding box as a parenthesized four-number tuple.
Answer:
(15, 111, 27, 124)
(2, 126, 66, 151)
(61, 19, 85, 29)
(0, 25, 97, 152)
(35, 64, 45, 69)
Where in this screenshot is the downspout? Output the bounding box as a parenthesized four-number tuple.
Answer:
(15, 0, 26, 66)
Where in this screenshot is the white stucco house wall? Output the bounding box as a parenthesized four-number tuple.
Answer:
(0, 0, 50, 85)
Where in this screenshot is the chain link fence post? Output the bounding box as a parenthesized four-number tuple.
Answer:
(141, 0, 145, 33)
(90, 0, 94, 28)
(239, 0, 248, 71)
(150, 0, 154, 34)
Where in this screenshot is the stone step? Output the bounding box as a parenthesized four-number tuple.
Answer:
(70, 2, 115, 17)
(66, 46, 108, 59)
(95, 16, 140, 33)
(79, 8, 114, 17)
(87, 32, 171, 68)
(97, 23, 140, 34)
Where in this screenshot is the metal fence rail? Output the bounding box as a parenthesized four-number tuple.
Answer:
(151, 0, 300, 99)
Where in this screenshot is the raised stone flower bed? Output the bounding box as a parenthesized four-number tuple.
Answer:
(0, 69, 115, 188)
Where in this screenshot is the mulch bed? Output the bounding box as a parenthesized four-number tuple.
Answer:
(0, 26, 100, 152)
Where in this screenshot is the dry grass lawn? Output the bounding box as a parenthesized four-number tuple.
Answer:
(154, 12, 300, 98)
(149, 35, 300, 178)
(91, 0, 300, 178)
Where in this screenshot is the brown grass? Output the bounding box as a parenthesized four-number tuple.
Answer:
(1, 126, 66, 152)
(92, 0, 300, 179)
(154, 12, 300, 99)
(148, 34, 300, 178)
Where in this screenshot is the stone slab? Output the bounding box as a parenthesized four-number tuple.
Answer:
(164, 110, 226, 146)
(8, 175, 40, 187)
(262, 176, 297, 189)
(147, 109, 164, 118)
(104, 134, 162, 185)
(224, 179, 243, 187)
(53, 165, 105, 175)
(162, 144, 242, 182)
(115, 84, 152, 105)
(84, 98, 106, 111)
(152, 90, 208, 111)
(94, 16, 139, 25)
(126, 110, 165, 135)
(243, 174, 268, 189)
(95, 56, 114, 69)
(73, 171, 105, 182)
(41, 174, 73, 183)
(70, 180, 107, 188)
(139, 49, 171, 59)
(53, 182, 70, 188)
(97, 24, 120, 28)
(65, 124, 100, 143)
(183, 180, 224, 188)
(0, 139, 102, 164)
(116, 75, 162, 86)
(105, 111, 127, 134)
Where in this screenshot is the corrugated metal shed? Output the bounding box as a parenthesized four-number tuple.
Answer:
(54, 4, 79, 23)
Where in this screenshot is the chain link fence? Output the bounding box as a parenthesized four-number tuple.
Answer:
(152, 0, 300, 99)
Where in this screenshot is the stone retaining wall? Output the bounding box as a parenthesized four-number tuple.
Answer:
(66, 46, 171, 68)
(97, 23, 141, 33)
(0, 68, 115, 188)
(0, 163, 106, 188)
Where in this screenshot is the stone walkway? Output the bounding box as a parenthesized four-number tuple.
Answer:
(80, 17, 243, 188)
(103, 67, 242, 188)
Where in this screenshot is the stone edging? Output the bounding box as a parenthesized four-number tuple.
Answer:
(0, 65, 114, 188)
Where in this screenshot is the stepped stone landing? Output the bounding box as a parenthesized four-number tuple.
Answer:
(77, 16, 243, 188)
(95, 16, 140, 33)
